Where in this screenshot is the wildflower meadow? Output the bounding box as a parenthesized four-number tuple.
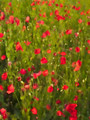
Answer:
(0, 0, 90, 120)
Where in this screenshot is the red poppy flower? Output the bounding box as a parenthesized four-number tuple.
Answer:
(50, 12, 53, 16)
(75, 6, 80, 10)
(74, 60, 82, 72)
(47, 49, 51, 53)
(22, 25, 26, 31)
(43, 12, 46, 17)
(7, 84, 14, 94)
(60, 56, 66, 65)
(69, 116, 77, 120)
(51, 77, 58, 86)
(0, 85, 3, 91)
(88, 50, 90, 54)
(0, 108, 6, 115)
(28, 67, 31, 72)
(78, 19, 82, 23)
(0, 12, 5, 20)
(25, 16, 30, 23)
(15, 17, 20, 26)
(41, 32, 47, 38)
(41, 57, 48, 64)
(33, 83, 38, 89)
(72, 62, 76, 67)
(51, 71, 55, 75)
(20, 69, 26, 75)
(33, 96, 39, 101)
(56, 100, 61, 104)
(41, 30, 50, 38)
(9, 16, 14, 24)
(74, 66, 80, 71)
(17, 76, 22, 81)
(60, 3, 63, 8)
(24, 84, 30, 90)
(65, 103, 77, 112)
(16, 42, 23, 51)
(1, 55, 6, 60)
(0, 33, 4, 38)
(75, 33, 79, 37)
(55, 10, 59, 15)
(75, 47, 80, 53)
(34, 48, 41, 54)
(33, 71, 42, 79)
(31, 65, 35, 71)
(69, 47, 73, 51)
(87, 22, 90, 25)
(46, 104, 51, 110)
(62, 85, 68, 90)
(37, 20, 44, 25)
(45, 30, 50, 36)
(74, 96, 78, 101)
(76, 60, 82, 66)
(87, 40, 90, 45)
(42, 70, 48, 76)
(31, 2, 35, 6)
(24, 41, 31, 46)
(75, 82, 79, 87)
(60, 52, 66, 56)
(8, 2, 12, 6)
(56, 110, 65, 117)
(1, 72, 7, 80)
(66, 29, 72, 34)
(47, 86, 53, 93)
(31, 107, 37, 115)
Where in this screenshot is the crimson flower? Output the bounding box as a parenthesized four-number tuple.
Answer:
(0, 108, 6, 115)
(0, 108, 7, 119)
(66, 29, 72, 34)
(0, 12, 5, 20)
(41, 57, 48, 64)
(9, 16, 14, 24)
(24, 41, 31, 46)
(1, 55, 6, 60)
(0, 85, 3, 91)
(74, 96, 78, 101)
(25, 16, 30, 23)
(47, 86, 53, 93)
(42, 70, 48, 76)
(56, 110, 65, 117)
(60, 56, 66, 65)
(7, 84, 14, 94)
(75, 82, 79, 87)
(31, 107, 37, 115)
(16, 42, 23, 51)
(87, 40, 90, 45)
(62, 85, 68, 90)
(33, 71, 42, 79)
(60, 52, 66, 56)
(1, 72, 7, 80)
(69, 116, 77, 120)
(75, 47, 80, 53)
(78, 19, 82, 23)
(32, 83, 38, 89)
(15, 17, 20, 26)
(56, 100, 61, 104)
(0, 33, 4, 38)
(41, 30, 50, 38)
(34, 48, 41, 54)
(20, 69, 26, 75)
(46, 104, 51, 110)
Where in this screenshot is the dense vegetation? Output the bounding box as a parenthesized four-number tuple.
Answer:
(0, 0, 90, 120)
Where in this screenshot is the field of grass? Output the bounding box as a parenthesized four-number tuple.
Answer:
(0, 0, 90, 120)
